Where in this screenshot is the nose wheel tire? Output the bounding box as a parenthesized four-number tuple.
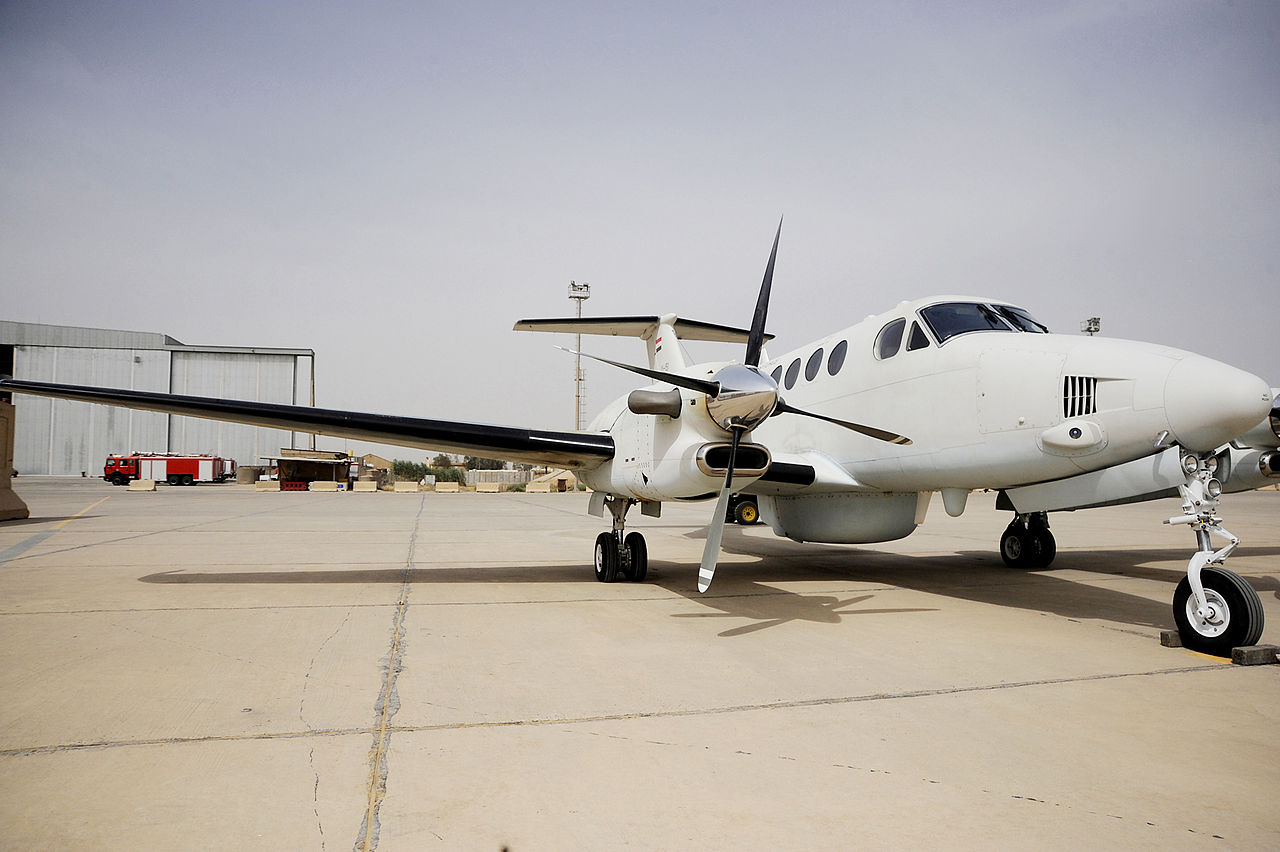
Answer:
(1173, 566, 1264, 656)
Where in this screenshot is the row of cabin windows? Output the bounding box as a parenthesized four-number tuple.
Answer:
(769, 339, 848, 391)
(763, 303, 1049, 390)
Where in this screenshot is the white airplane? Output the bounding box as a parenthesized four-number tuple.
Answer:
(3, 222, 1276, 656)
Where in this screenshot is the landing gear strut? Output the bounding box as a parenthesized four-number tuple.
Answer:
(593, 495, 648, 583)
(1167, 453, 1264, 655)
(1000, 512, 1056, 569)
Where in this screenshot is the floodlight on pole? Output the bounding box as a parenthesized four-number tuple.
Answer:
(568, 281, 591, 429)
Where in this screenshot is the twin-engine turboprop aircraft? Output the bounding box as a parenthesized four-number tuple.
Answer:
(3, 222, 1277, 655)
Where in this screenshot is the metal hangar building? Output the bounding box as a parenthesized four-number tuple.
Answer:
(1, 321, 315, 476)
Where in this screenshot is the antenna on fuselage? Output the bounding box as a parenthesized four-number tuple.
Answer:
(1081, 317, 1101, 336)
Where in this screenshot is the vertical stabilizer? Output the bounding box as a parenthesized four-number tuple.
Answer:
(646, 313, 687, 372)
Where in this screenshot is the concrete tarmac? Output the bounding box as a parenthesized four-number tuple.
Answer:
(1, 478, 1277, 850)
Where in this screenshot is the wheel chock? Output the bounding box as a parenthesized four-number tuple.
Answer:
(1231, 645, 1279, 666)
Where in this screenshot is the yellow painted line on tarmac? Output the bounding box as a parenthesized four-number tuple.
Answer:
(1183, 650, 1233, 664)
(0, 496, 110, 564)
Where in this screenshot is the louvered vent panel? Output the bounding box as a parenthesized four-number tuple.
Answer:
(1063, 376, 1097, 418)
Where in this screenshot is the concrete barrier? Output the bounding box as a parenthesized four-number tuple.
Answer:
(309, 481, 340, 492)
(352, 481, 378, 493)
(127, 479, 157, 492)
(393, 481, 420, 493)
(433, 481, 459, 493)
(526, 481, 551, 493)
(0, 403, 29, 521)
(475, 481, 500, 493)
(255, 480, 281, 492)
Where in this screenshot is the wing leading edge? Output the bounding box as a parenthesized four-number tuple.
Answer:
(0, 379, 615, 469)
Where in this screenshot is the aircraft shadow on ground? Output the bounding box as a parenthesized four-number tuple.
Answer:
(136, 525, 1280, 638)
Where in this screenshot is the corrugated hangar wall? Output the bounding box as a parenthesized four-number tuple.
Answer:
(2, 322, 314, 476)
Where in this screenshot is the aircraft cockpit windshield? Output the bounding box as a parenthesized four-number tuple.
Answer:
(918, 302, 1049, 344)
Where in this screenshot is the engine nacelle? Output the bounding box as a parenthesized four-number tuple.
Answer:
(1218, 446, 1280, 493)
(579, 392, 771, 501)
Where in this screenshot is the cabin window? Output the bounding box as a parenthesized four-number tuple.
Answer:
(827, 340, 847, 375)
(804, 348, 824, 381)
(906, 321, 931, 351)
(874, 319, 906, 360)
(918, 302, 1014, 344)
(770, 365, 783, 386)
(784, 358, 802, 389)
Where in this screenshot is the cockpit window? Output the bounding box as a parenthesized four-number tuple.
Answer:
(994, 305, 1049, 333)
(919, 302, 1014, 344)
(874, 318, 906, 360)
(906, 321, 931, 351)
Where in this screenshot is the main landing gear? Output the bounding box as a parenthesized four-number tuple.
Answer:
(1000, 512, 1056, 569)
(593, 494, 648, 583)
(1166, 453, 1264, 655)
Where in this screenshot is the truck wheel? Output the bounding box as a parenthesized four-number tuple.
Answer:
(734, 499, 759, 525)
(167, 475, 180, 486)
(110, 474, 127, 486)
(181, 474, 194, 485)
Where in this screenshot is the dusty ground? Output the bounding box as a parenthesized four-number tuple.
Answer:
(1, 478, 1277, 850)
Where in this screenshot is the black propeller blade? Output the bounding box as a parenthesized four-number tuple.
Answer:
(743, 218, 782, 368)
(555, 346, 720, 395)
(774, 399, 912, 445)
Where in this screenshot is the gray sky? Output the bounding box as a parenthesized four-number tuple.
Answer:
(3, 1, 1277, 458)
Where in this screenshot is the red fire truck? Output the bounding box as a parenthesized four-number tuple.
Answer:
(104, 454, 236, 486)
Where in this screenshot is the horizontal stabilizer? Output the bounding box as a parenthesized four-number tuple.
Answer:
(514, 316, 773, 344)
(0, 378, 615, 469)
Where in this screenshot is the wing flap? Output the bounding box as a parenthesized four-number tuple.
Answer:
(0, 379, 614, 469)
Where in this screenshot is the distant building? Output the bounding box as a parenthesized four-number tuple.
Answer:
(1, 321, 315, 475)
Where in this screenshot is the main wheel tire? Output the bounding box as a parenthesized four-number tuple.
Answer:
(734, 500, 759, 525)
(1173, 566, 1265, 656)
(594, 532, 619, 583)
(1000, 525, 1042, 569)
(1030, 528, 1056, 568)
(624, 532, 648, 582)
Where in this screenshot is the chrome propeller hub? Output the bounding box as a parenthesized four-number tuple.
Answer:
(706, 364, 778, 432)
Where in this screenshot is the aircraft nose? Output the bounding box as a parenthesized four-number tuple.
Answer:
(1164, 355, 1272, 452)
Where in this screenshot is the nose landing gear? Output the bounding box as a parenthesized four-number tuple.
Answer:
(1166, 454, 1264, 655)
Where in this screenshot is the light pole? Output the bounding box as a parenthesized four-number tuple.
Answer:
(568, 281, 591, 429)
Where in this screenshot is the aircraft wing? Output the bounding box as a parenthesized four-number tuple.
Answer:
(0, 378, 615, 469)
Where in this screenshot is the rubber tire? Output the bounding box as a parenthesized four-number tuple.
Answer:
(594, 532, 619, 583)
(624, 532, 648, 582)
(1030, 527, 1056, 568)
(167, 475, 180, 486)
(1173, 566, 1265, 656)
(1000, 525, 1043, 569)
(110, 474, 127, 486)
(734, 499, 759, 525)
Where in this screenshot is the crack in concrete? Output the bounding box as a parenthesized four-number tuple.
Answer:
(1, 662, 1231, 759)
(353, 495, 424, 852)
